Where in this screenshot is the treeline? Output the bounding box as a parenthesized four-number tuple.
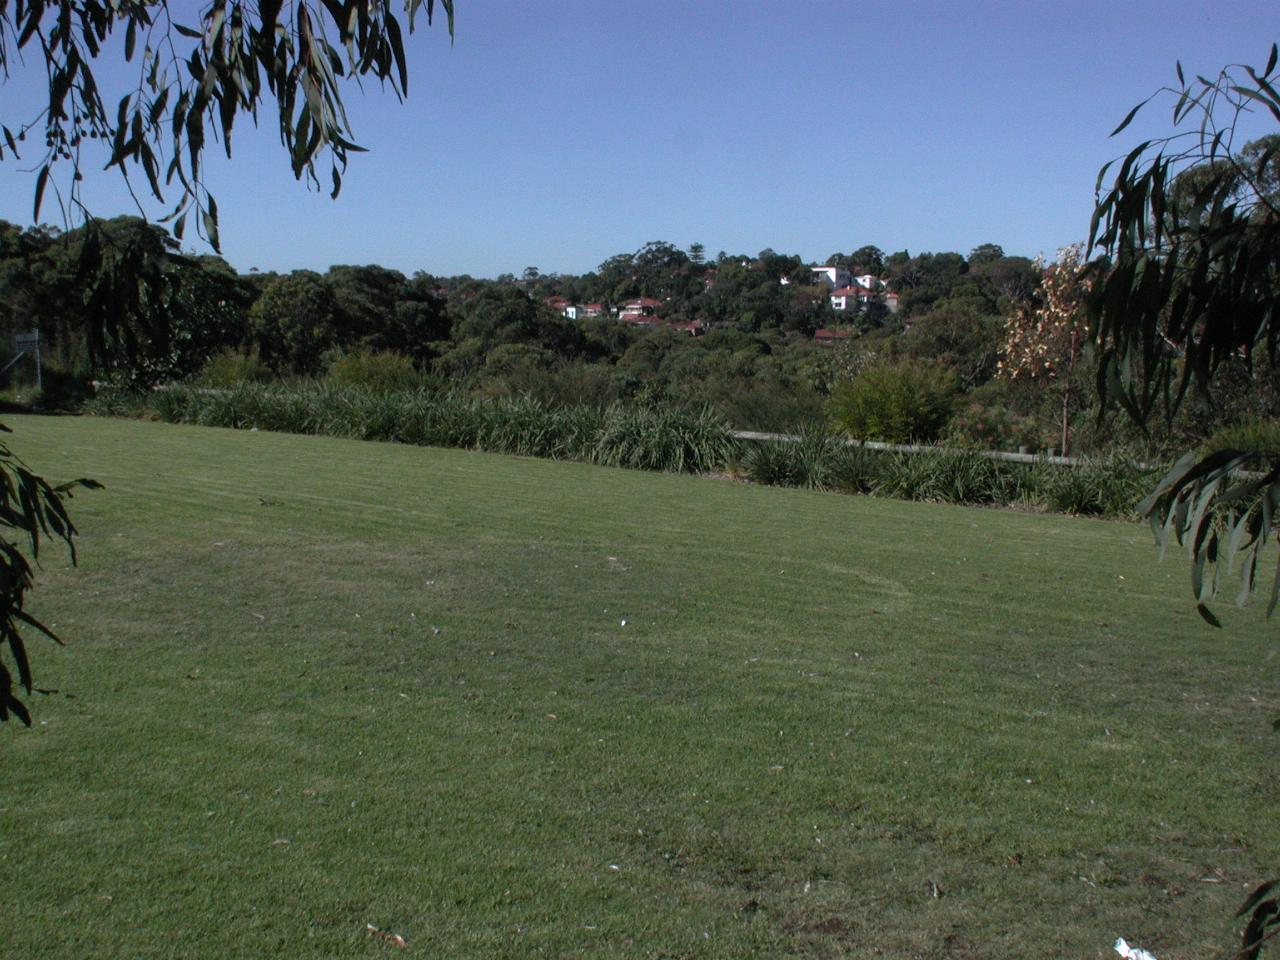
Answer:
(2, 217, 1276, 452)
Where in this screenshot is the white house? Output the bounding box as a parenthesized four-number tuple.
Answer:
(619, 297, 663, 322)
(830, 284, 871, 311)
(810, 265, 854, 289)
(829, 275, 899, 313)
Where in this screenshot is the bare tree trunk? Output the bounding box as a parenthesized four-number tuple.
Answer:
(1060, 328, 1079, 457)
(1061, 383, 1071, 457)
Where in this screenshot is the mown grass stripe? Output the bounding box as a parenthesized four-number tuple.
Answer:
(2, 415, 1276, 959)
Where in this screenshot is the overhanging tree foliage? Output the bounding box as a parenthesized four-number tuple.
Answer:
(0, 0, 453, 245)
(1088, 45, 1280, 625)
(0, 433, 97, 723)
(1087, 44, 1280, 959)
(0, 0, 455, 723)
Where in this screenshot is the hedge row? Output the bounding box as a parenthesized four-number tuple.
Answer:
(89, 384, 1160, 518)
(89, 383, 736, 475)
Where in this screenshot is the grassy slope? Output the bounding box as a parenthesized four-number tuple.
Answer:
(2, 415, 1277, 959)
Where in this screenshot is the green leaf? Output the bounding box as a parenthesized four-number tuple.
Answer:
(1232, 86, 1280, 124)
(1195, 602, 1222, 627)
(148, 87, 171, 126)
(202, 195, 220, 252)
(386, 13, 409, 93)
(1110, 97, 1151, 138)
(33, 165, 49, 221)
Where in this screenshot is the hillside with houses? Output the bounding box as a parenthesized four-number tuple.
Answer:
(2, 224, 1270, 456)
(545, 262, 901, 341)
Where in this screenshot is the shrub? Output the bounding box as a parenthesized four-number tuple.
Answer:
(198, 347, 272, 388)
(944, 398, 1044, 452)
(829, 359, 958, 444)
(84, 383, 155, 419)
(1205, 417, 1280, 459)
(325, 349, 420, 392)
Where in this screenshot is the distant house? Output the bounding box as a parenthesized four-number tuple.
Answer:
(829, 285, 870, 312)
(668, 320, 706, 337)
(582, 302, 604, 317)
(830, 276, 898, 313)
(563, 304, 581, 320)
(810, 265, 854, 289)
(619, 297, 663, 322)
(814, 326, 855, 345)
(545, 295, 570, 311)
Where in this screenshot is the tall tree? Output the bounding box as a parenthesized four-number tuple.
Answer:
(849, 245, 885, 275)
(251, 270, 339, 374)
(967, 243, 1004, 266)
(999, 245, 1092, 455)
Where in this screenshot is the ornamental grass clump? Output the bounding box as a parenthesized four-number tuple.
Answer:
(477, 395, 570, 459)
(197, 348, 271, 388)
(1035, 457, 1155, 518)
(593, 404, 735, 474)
(742, 426, 845, 490)
(95, 383, 734, 476)
(869, 448, 1015, 505)
(324, 349, 422, 393)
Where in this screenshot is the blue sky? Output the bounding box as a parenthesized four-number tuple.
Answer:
(1, 1, 1276, 277)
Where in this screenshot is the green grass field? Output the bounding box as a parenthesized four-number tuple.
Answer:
(3, 415, 1277, 959)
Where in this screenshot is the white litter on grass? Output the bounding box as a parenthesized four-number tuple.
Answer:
(1115, 938, 1158, 960)
(620, 619, 627, 627)
(366, 923, 407, 948)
